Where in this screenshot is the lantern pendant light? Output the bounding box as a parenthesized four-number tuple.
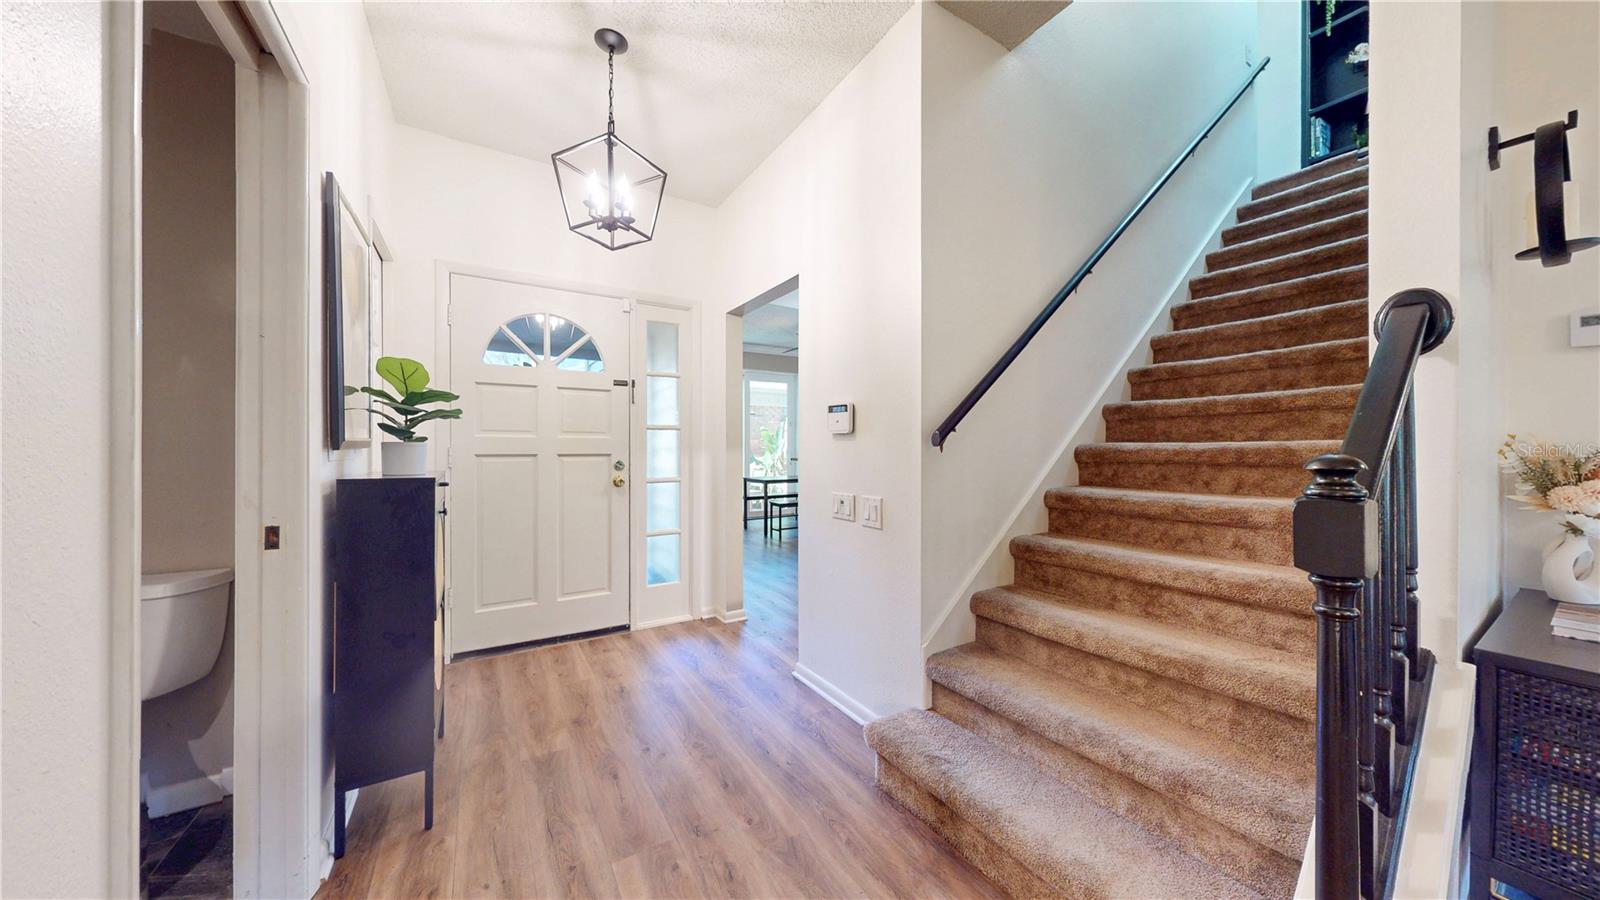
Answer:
(551, 28, 667, 251)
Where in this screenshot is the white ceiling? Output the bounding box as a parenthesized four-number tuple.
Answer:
(743, 286, 798, 355)
(364, 1, 912, 207)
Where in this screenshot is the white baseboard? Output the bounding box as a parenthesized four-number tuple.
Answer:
(714, 608, 747, 624)
(144, 766, 234, 818)
(792, 664, 876, 725)
(633, 613, 694, 630)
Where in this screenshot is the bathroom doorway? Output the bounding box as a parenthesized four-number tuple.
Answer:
(115, 2, 316, 897)
(139, 5, 238, 896)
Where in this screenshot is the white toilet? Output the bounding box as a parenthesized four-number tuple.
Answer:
(141, 568, 233, 701)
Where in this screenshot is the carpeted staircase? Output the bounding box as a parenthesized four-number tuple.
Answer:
(867, 151, 1370, 898)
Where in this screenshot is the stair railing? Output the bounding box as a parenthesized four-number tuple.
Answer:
(1294, 288, 1456, 899)
(929, 56, 1270, 450)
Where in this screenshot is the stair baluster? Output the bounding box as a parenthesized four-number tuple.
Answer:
(1371, 464, 1396, 819)
(1386, 427, 1412, 747)
(1294, 288, 1454, 899)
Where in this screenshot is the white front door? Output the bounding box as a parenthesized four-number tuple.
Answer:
(448, 274, 630, 654)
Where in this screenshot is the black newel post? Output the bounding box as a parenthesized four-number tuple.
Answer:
(1296, 453, 1380, 899)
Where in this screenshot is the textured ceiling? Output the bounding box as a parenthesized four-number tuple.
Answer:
(937, 0, 1070, 50)
(743, 287, 798, 354)
(365, 1, 912, 206)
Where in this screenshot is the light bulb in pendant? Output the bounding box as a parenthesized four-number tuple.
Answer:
(584, 170, 607, 216)
(613, 175, 634, 219)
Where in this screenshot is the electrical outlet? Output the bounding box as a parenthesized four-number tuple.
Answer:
(832, 492, 855, 522)
(860, 496, 883, 530)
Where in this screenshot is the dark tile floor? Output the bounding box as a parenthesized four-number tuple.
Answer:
(141, 797, 231, 899)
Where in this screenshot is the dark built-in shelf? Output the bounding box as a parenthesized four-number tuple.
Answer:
(1302, 1, 1369, 167)
(1307, 4, 1368, 38)
(1310, 86, 1368, 116)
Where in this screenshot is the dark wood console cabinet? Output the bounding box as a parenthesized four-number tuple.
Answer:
(1469, 590, 1599, 900)
(332, 475, 446, 859)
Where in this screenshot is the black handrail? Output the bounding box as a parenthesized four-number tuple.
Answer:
(929, 56, 1271, 450)
(1293, 288, 1455, 900)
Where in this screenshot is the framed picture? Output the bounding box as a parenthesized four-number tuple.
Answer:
(323, 172, 375, 449)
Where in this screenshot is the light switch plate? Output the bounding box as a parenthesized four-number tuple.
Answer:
(861, 496, 883, 529)
(831, 492, 855, 522)
(1573, 310, 1600, 347)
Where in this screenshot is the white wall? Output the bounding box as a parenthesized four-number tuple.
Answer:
(918, 0, 1263, 652)
(1, 2, 118, 895)
(707, 5, 926, 718)
(384, 123, 719, 407)
(139, 26, 237, 815)
(1255, 0, 1305, 182)
(271, 1, 401, 881)
(1484, 1, 1600, 600)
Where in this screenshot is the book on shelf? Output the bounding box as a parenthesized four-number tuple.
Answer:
(1550, 600, 1600, 643)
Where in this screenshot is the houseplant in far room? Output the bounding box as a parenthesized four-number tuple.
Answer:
(1500, 435, 1600, 605)
(346, 356, 462, 476)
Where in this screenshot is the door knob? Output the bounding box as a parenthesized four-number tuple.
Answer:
(612, 474, 626, 487)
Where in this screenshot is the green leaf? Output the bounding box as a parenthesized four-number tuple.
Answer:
(375, 356, 430, 396)
(402, 389, 460, 407)
(357, 385, 401, 404)
(374, 399, 425, 415)
(405, 408, 463, 427)
(377, 422, 414, 442)
(343, 385, 358, 396)
(369, 407, 405, 427)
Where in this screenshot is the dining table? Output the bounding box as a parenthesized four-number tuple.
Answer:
(742, 475, 799, 530)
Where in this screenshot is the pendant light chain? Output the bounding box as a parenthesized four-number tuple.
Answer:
(606, 48, 616, 135)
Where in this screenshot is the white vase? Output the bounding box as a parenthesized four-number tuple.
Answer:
(1542, 530, 1600, 606)
(380, 441, 428, 477)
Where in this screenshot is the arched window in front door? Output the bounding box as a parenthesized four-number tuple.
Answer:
(481, 313, 604, 372)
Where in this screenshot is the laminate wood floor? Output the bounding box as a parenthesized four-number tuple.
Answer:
(316, 529, 1001, 899)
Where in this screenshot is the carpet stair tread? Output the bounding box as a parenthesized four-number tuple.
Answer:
(865, 709, 1267, 899)
(1250, 152, 1366, 200)
(1189, 236, 1367, 299)
(1152, 299, 1368, 363)
(970, 585, 1316, 720)
(1170, 265, 1367, 331)
(1237, 167, 1367, 222)
(926, 644, 1313, 857)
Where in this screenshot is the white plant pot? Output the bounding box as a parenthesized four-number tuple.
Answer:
(380, 441, 428, 477)
(1542, 530, 1600, 606)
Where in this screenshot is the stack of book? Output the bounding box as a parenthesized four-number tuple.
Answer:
(1550, 601, 1600, 643)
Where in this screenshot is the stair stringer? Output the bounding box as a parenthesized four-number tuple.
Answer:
(921, 177, 1254, 669)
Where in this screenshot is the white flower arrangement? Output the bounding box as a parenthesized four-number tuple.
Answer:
(1499, 435, 1600, 536)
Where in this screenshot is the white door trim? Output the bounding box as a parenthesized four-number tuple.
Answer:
(231, 56, 314, 900)
(107, 3, 142, 894)
(230, 7, 315, 896)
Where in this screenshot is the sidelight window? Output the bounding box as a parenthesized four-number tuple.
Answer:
(644, 320, 683, 585)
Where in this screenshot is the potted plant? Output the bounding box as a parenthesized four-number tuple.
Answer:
(1500, 435, 1600, 605)
(346, 356, 463, 476)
